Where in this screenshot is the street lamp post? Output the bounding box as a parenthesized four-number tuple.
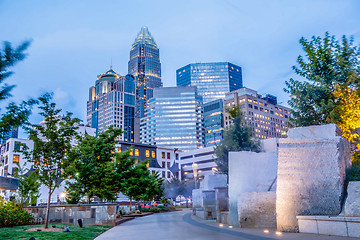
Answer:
(192, 163, 198, 189)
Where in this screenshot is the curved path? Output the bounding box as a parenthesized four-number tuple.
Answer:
(95, 209, 357, 240)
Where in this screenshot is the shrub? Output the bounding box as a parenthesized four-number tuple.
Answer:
(0, 199, 34, 227)
(149, 207, 161, 213)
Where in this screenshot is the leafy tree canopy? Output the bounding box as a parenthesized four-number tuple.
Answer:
(214, 106, 260, 174)
(284, 32, 360, 144)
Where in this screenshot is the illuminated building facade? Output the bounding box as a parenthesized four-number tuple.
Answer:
(223, 87, 290, 139)
(140, 86, 204, 151)
(87, 67, 136, 142)
(176, 62, 242, 104)
(128, 27, 162, 119)
(203, 99, 224, 147)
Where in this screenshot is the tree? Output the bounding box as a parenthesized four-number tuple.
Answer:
(163, 178, 195, 199)
(214, 106, 260, 174)
(20, 93, 80, 229)
(0, 41, 36, 140)
(0, 41, 31, 100)
(284, 32, 360, 144)
(121, 160, 163, 210)
(13, 162, 40, 207)
(66, 127, 130, 203)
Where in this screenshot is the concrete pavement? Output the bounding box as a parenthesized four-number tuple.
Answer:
(95, 209, 359, 240)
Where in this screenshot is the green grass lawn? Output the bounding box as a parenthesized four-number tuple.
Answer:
(0, 224, 112, 240)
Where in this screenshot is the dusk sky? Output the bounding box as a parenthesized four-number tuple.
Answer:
(1, 0, 359, 132)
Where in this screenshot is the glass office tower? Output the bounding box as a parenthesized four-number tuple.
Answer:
(203, 99, 224, 147)
(140, 86, 204, 151)
(176, 62, 242, 104)
(87, 67, 136, 142)
(128, 27, 162, 119)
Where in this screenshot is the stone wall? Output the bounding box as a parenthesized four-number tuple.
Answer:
(26, 204, 117, 226)
(228, 150, 278, 226)
(199, 174, 227, 190)
(276, 124, 351, 232)
(237, 192, 276, 228)
(344, 181, 360, 217)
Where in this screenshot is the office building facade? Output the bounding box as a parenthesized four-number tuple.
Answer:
(87, 67, 136, 142)
(203, 99, 224, 147)
(176, 62, 242, 104)
(140, 86, 204, 151)
(223, 87, 290, 139)
(128, 27, 162, 119)
(179, 146, 217, 181)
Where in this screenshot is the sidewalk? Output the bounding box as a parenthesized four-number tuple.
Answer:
(186, 212, 359, 240)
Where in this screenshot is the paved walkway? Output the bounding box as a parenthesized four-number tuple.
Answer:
(95, 209, 358, 240)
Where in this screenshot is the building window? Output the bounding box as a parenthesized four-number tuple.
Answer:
(135, 149, 139, 156)
(152, 151, 155, 158)
(14, 142, 21, 151)
(162, 152, 165, 159)
(146, 150, 150, 157)
(167, 171, 170, 178)
(130, 148, 133, 156)
(167, 162, 170, 168)
(162, 171, 165, 178)
(167, 152, 170, 159)
(146, 162, 149, 167)
(175, 153, 179, 160)
(13, 155, 20, 163)
(162, 162, 165, 168)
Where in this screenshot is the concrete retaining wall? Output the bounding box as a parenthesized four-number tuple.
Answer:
(26, 204, 117, 226)
(297, 215, 360, 238)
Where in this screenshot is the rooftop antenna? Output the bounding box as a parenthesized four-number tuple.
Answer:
(110, 57, 113, 69)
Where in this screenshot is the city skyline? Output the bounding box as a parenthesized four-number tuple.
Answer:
(0, 0, 359, 132)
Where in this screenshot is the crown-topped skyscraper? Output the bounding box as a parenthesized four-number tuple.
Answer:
(128, 27, 162, 120)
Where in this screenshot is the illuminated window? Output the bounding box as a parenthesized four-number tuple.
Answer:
(146, 162, 149, 167)
(12, 155, 20, 163)
(167, 152, 170, 159)
(117, 148, 121, 153)
(135, 149, 139, 156)
(162, 152, 165, 159)
(130, 149, 133, 156)
(152, 151, 155, 158)
(146, 150, 150, 157)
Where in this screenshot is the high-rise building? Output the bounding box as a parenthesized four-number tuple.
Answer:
(223, 87, 290, 139)
(140, 86, 204, 151)
(0, 127, 18, 144)
(176, 62, 242, 104)
(203, 99, 224, 147)
(128, 27, 162, 119)
(87, 67, 136, 142)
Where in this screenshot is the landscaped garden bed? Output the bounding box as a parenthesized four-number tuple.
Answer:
(0, 224, 111, 240)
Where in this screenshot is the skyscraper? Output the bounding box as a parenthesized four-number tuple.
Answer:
(203, 99, 224, 147)
(176, 62, 243, 103)
(87, 67, 136, 142)
(128, 27, 162, 119)
(140, 86, 204, 151)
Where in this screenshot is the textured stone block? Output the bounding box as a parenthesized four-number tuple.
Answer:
(200, 174, 227, 190)
(237, 192, 276, 228)
(228, 151, 278, 226)
(344, 181, 360, 217)
(276, 125, 351, 232)
(287, 123, 342, 140)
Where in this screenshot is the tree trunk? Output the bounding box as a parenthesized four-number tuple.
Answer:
(129, 198, 132, 211)
(44, 187, 52, 229)
(88, 194, 91, 204)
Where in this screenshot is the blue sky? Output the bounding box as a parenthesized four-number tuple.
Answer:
(1, 0, 359, 130)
